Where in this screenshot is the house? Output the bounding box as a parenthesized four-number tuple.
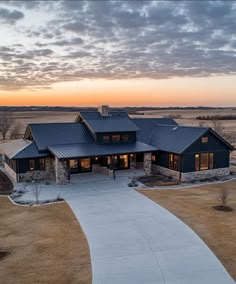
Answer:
(0, 105, 234, 184)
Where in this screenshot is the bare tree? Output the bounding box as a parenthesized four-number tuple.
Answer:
(0, 112, 15, 140)
(32, 183, 41, 204)
(218, 188, 230, 207)
(10, 121, 22, 139)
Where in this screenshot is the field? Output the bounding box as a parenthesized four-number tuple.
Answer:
(138, 179, 236, 281)
(0, 197, 92, 284)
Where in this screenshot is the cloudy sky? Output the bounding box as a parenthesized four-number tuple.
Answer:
(0, 0, 236, 106)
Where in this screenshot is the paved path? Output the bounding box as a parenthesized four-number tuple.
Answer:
(16, 171, 235, 284)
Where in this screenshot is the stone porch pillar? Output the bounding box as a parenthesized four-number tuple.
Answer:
(55, 157, 69, 185)
(130, 154, 136, 169)
(144, 152, 152, 175)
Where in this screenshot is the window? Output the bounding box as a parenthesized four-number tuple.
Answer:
(80, 158, 91, 172)
(103, 135, 110, 143)
(152, 154, 156, 162)
(122, 135, 129, 142)
(201, 137, 208, 143)
(195, 153, 214, 171)
(39, 158, 45, 170)
(69, 159, 78, 169)
(168, 154, 179, 171)
(112, 135, 120, 142)
(29, 160, 35, 171)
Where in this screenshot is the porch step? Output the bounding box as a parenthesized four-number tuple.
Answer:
(0, 169, 14, 195)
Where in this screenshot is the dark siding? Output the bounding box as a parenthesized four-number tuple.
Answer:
(185, 131, 230, 153)
(154, 151, 169, 168)
(18, 158, 44, 173)
(96, 132, 136, 144)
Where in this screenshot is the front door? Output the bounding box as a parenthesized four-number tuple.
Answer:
(110, 155, 130, 170)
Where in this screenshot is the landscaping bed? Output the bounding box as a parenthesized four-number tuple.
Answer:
(0, 197, 92, 283)
(138, 174, 180, 186)
(138, 179, 236, 280)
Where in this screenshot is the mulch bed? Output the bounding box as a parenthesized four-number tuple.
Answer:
(138, 175, 180, 187)
(0, 171, 13, 195)
(0, 250, 11, 260)
(212, 205, 233, 212)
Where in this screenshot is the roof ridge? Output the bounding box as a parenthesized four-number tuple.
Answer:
(11, 139, 32, 159)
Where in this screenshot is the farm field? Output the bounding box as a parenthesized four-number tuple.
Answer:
(138, 179, 236, 281)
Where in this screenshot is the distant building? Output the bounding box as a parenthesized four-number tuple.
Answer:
(0, 105, 234, 184)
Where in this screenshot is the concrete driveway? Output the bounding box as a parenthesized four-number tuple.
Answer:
(15, 170, 234, 284)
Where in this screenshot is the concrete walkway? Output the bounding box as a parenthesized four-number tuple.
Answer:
(15, 170, 234, 284)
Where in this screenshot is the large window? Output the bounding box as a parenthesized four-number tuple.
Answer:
(69, 159, 78, 169)
(168, 154, 179, 171)
(80, 158, 91, 172)
(195, 153, 214, 171)
(201, 137, 208, 143)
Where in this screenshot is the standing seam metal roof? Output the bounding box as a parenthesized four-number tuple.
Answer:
(28, 123, 93, 151)
(48, 142, 157, 159)
(79, 111, 139, 133)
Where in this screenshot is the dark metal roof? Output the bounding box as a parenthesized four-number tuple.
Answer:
(78, 111, 139, 133)
(48, 142, 157, 159)
(132, 118, 178, 143)
(13, 142, 48, 159)
(148, 125, 209, 154)
(28, 123, 93, 151)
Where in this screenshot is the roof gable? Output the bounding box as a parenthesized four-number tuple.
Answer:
(25, 123, 93, 151)
(76, 111, 139, 134)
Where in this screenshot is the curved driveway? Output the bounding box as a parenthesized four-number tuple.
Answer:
(65, 172, 234, 284)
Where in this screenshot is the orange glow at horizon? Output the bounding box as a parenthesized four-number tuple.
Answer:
(1, 76, 236, 107)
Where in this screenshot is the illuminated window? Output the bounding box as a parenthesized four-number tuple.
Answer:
(201, 137, 208, 143)
(168, 154, 179, 171)
(152, 154, 156, 162)
(112, 135, 120, 142)
(69, 159, 78, 169)
(103, 135, 110, 143)
(29, 160, 35, 171)
(195, 153, 214, 171)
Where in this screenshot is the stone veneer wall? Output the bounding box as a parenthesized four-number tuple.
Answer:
(18, 170, 48, 182)
(152, 165, 180, 180)
(4, 162, 17, 183)
(152, 164, 230, 182)
(144, 152, 152, 175)
(45, 157, 55, 180)
(181, 167, 230, 182)
(130, 154, 136, 169)
(55, 157, 69, 185)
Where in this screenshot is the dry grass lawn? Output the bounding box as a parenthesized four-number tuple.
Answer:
(138, 180, 236, 281)
(0, 197, 91, 284)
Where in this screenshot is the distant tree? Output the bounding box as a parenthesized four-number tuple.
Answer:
(10, 121, 22, 139)
(0, 112, 16, 140)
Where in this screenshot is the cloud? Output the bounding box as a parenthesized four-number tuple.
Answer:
(0, 0, 236, 90)
(0, 7, 24, 23)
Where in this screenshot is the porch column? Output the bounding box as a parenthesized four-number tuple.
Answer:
(130, 154, 136, 169)
(144, 152, 152, 175)
(55, 157, 69, 185)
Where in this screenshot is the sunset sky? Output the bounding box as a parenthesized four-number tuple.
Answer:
(0, 1, 236, 107)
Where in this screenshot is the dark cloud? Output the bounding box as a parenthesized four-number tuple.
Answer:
(0, 7, 24, 23)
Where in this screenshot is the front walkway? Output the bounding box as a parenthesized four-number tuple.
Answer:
(14, 170, 234, 284)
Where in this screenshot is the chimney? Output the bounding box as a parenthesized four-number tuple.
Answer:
(98, 105, 109, 117)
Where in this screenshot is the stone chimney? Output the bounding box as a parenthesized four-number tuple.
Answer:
(98, 105, 109, 117)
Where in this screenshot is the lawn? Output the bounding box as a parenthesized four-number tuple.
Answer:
(0, 197, 92, 284)
(138, 179, 236, 281)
